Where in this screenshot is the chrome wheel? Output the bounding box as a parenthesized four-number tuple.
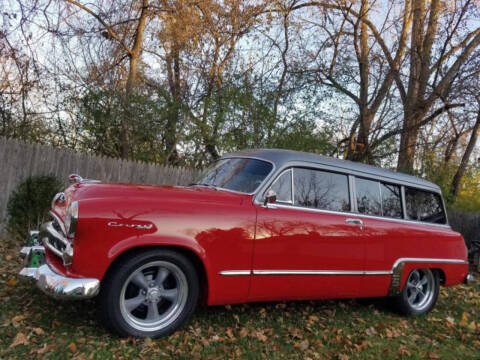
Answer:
(119, 261, 188, 332)
(405, 269, 435, 312)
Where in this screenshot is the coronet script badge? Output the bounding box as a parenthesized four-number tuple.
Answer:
(107, 221, 153, 230)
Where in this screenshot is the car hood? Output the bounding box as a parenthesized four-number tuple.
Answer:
(63, 181, 250, 207)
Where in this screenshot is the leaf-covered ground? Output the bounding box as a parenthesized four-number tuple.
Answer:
(1, 240, 479, 360)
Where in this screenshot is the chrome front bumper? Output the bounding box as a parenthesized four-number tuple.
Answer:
(19, 246, 100, 299)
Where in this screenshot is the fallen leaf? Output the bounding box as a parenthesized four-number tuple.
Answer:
(467, 321, 476, 331)
(239, 328, 248, 338)
(297, 340, 309, 350)
(459, 312, 469, 327)
(32, 327, 45, 335)
(253, 330, 267, 342)
(11, 315, 25, 324)
(446, 316, 455, 329)
(226, 328, 235, 341)
(7, 279, 18, 286)
(428, 352, 441, 359)
(68, 342, 77, 353)
(10, 332, 28, 347)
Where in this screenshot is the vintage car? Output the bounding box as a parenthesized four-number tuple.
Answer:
(19, 149, 474, 338)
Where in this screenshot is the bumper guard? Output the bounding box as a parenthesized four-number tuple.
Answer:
(19, 246, 100, 299)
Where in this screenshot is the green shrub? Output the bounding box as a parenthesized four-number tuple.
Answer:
(6, 175, 62, 242)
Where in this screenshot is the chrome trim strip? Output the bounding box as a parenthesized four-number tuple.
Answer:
(219, 258, 467, 278)
(387, 257, 468, 296)
(218, 270, 251, 276)
(253, 270, 392, 276)
(391, 257, 468, 268)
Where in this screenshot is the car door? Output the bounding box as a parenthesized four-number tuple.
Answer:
(249, 167, 365, 301)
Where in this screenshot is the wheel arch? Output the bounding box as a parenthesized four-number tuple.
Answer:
(102, 245, 209, 305)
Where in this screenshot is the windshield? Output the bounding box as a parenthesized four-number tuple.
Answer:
(194, 158, 273, 194)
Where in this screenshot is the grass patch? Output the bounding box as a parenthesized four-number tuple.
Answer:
(0, 241, 479, 359)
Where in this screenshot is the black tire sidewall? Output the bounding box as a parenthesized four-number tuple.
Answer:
(99, 249, 199, 338)
(396, 268, 439, 316)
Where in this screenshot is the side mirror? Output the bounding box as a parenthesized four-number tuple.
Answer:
(264, 189, 277, 206)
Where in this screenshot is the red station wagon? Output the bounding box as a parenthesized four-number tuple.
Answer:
(19, 149, 473, 338)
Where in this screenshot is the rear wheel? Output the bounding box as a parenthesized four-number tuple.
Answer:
(99, 249, 199, 338)
(394, 268, 439, 316)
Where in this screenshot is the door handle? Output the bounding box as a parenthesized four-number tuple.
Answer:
(346, 218, 363, 229)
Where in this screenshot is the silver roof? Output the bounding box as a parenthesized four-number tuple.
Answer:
(223, 148, 440, 192)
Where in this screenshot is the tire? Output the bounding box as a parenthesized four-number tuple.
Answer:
(98, 249, 199, 338)
(393, 268, 439, 316)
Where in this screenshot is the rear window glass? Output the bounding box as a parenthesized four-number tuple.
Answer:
(405, 188, 446, 224)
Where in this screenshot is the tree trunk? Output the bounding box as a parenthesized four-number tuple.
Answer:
(397, 108, 424, 173)
(451, 110, 480, 200)
(346, 112, 374, 163)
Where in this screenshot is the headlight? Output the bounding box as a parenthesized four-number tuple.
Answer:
(51, 192, 66, 209)
(64, 201, 79, 237)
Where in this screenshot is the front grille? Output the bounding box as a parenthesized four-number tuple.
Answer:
(40, 214, 68, 258)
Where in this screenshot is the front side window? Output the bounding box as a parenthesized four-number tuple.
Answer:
(293, 168, 350, 212)
(196, 158, 273, 194)
(269, 169, 292, 203)
(405, 188, 446, 224)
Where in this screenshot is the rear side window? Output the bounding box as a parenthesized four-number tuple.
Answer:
(405, 188, 446, 224)
(381, 183, 402, 218)
(293, 168, 350, 212)
(355, 178, 402, 218)
(355, 178, 382, 216)
(270, 169, 292, 203)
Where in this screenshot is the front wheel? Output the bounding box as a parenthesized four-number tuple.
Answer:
(99, 249, 199, 338)
(393, 268, 439, 316)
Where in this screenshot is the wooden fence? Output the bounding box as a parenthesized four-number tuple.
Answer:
(0, 137, 200, 230)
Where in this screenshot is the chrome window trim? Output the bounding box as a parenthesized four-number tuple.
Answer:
(262, 195, 450, 228)
(348, 175, 356, 212)
(253, 160, 449, 227)
(403, 186, 448, 225)
(400, 185, 407, 220)
(264, 168, 294, 204)
(254, 159, 444, 201)
(208, 156, 276, 196)
(267, 202, 451, 228)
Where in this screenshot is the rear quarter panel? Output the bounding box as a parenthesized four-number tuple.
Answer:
(362, 216, 468, 296)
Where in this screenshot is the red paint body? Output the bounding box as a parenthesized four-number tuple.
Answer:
(48, 181, 469, 305)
